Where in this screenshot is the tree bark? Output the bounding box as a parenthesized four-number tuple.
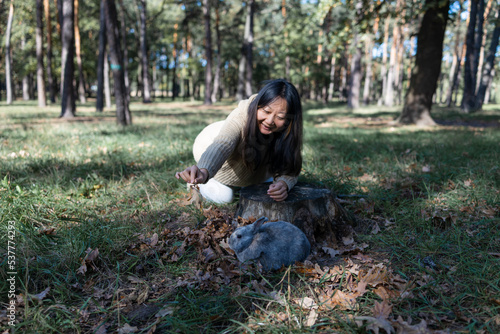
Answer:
(236, 0, 254, 101)
(118, 0, 130, 100)
(461, 0, 484, 112)
(327, 52, 336, 101)
(21, 38, 30, 101)
(104, 0, 132, 125)
(96, 0, 107, 112)
(384, 17, 400, 106)
(445, 1, 464, 107)
(475, 0, 493, 93)
(211, 5, 221, 103)
(74, 0, 86, 104)
(104, 50, 112, 108)
(363, 35, 373, 105)
(378, 18, 390, 105)
(5, 0, 14, 104)
(235, 182, 357, 248)
(60, 0, 76, 117)
(396, 0, 450, 126)
(36, 0, 47, 107)
(474, 7, 500, 110)
(348, 35, 362, 109)
(44, 0, 56, 103)
(203, 0, 213, 105)
(139, 0, 151, 103)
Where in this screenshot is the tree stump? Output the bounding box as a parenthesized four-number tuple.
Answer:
(235, 182, 356, 248)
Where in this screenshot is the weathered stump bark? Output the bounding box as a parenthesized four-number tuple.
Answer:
(235, 182, 356, 248)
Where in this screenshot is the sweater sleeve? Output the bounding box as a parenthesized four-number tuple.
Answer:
(274, 175, 298, 192)
(197, 98, 253, 180)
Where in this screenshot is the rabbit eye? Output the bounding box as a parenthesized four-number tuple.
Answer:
(237, 234, 242, 239)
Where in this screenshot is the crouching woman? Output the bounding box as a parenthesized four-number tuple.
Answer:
(175, 79, 303, 204)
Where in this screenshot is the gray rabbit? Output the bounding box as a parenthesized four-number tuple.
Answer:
(228, 217, 311, 271)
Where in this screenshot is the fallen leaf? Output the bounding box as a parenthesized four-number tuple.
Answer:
(354, 316, 394, 334)
(360, 266, 389, 287)
(306, 309, 318, 327)
(30, 287, 50, 303)
(117, 323, 138, 334)
(392, 316, 429, 334)
(372, 300, 392, 319)
(294, 297, 317, 310)
(322, 247, 340, 258)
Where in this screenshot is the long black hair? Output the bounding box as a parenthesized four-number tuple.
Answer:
(242, 79, 303, 177)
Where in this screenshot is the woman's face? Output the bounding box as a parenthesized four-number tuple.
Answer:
(256, 97, 288, 135)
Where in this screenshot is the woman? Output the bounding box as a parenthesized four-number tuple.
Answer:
(175, 79, 303, 204)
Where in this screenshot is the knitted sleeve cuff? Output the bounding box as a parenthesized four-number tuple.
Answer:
(274, 175, 298, 192)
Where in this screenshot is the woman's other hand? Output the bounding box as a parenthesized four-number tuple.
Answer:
(267, 181, 288, 201)
(175, 166, 209, 184)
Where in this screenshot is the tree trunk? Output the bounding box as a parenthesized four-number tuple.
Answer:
(118, 0, 130, 101)
(211, 5, 221, 103)
(171, 23, 178, 100)
(139, 0, 151, 103)
(44, 0, 56, 103)
(60, 0, 76, 117)
(348, 35, 362, 109)
(475, 0, 493, 93)
(104, 0, 132, 125)
(474, 7, 500, 110)
(363, 35, 373, 105)
(327, 52, 336, 101)
(21, 38, 30, 101)
(244, 0, 254, 97)
(445, 1, 464, 107)
(378, 18, 390, 105)
(36, 0, 47, 107)
(96, 0, 107, 112)
(74, 0, 86, 104)
(461, 0, 484, 112)
(104, 50, 111, 108)
(396, 0, 450, 126)
(236, 0, 254, 101)
(384, 18, 399, 106)
(5, 0, 14, 104)
(202, 0, 212, 105)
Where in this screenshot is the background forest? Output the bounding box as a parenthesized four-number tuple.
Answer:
(1, 0, 499, 124)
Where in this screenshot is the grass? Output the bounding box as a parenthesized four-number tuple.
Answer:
(0, 98, 499, 333)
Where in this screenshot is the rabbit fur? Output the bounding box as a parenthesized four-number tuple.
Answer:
(228, 217, 311, 271)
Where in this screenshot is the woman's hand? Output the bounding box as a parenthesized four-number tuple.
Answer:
(267, 181, 288, 202)
(175, 166, 209, 184)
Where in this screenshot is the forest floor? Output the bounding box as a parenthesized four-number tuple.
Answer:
(1, 98, 499, 333)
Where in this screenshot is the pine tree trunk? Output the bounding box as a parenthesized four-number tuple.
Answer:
(461, 0, 483, 112)
(348, 35, 362, 109)
(96, 0, 107, 112)
(378, 18, 390, 105)
(245, 0, 254, 97)
(363, 36, 373, 105)
(203, 0, 212, 105)
(327, 52, 336, 101)
(397, 0, 450, 125)
(74, 0, 86, 104)
(118, 0, 129, 100)
(211, 5, 222, 103)
(21, 38, 30, 101)
(5, 0, 14, 104)
(445, 2, 464, 107)
(475, 0, 492, 93)
(172, 24, 178, 101)
(60, 0, 76, 117)
(384, 18, 399, 106)
(104, 0, 131, 125)
(104, 50, 111, 108)
(236, 0, 254, 101)
(139, 0, 150, 103)
(36, 0, 47, 107)
(44, 0, 56, 103)
(474, 7, 500, 110)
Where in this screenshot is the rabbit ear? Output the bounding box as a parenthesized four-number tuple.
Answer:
(252, 217, 268, 233)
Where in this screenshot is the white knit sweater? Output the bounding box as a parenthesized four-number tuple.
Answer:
(194, 96, 299, 191)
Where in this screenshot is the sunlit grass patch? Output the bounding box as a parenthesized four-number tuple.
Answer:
(0, 100, 499, 332)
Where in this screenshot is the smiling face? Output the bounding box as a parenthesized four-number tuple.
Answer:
(256, 97, 288, 135)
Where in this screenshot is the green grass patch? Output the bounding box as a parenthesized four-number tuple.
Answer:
(1, 99, 499, 333)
